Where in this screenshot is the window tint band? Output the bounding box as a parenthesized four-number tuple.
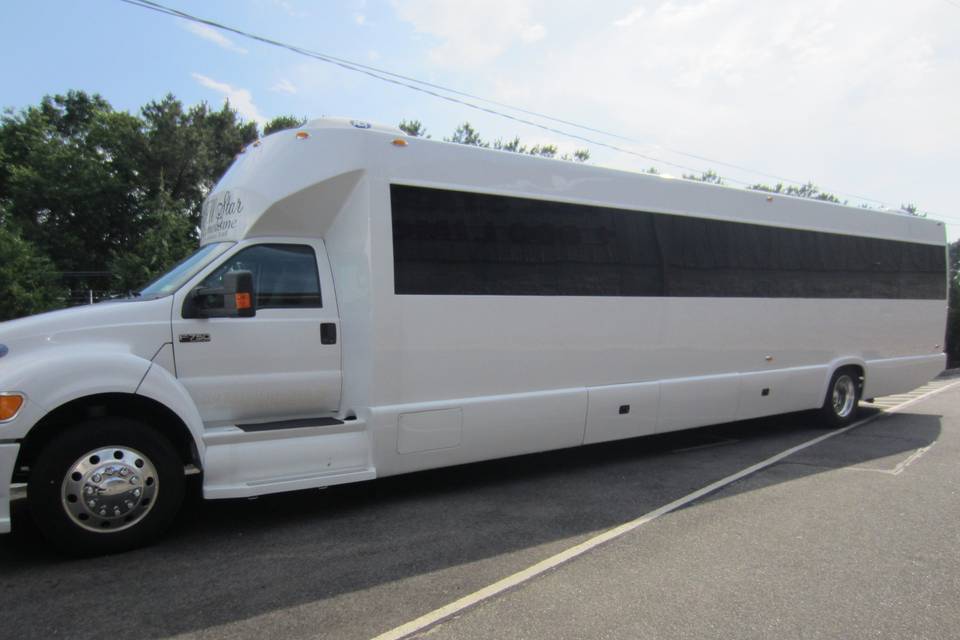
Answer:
(390, 185, 946, 300)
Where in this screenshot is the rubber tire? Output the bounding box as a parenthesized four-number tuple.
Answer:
(28, 418, 185, 556)
(819, 368, 862, 428)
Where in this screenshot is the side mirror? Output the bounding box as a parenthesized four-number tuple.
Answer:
(182, 270, 256, 319)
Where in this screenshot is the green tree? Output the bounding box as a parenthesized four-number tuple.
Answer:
(138, 95, 257, 227)
(900, 203, 925, 217)
(0, 212, 64, 320)
(446, 122, 488, 147)
(0, 91, 261, 314)
(528, 144, 558, 159)
(748, 181, 843, 204)
(0, 91, 145, 272)
(108, 188, 197, 293)
(683, 170, 723, 185)
(493, 136, 527, 153)
(264, 115, 307, 136)
(447, 123, 589, 161)
(398, 119, 429, 138)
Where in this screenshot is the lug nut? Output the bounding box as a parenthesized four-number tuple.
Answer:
(92, 474, 102, 483)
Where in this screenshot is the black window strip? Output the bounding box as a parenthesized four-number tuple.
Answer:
(390, 185, 946, 300)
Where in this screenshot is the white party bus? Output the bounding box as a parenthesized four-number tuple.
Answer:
(0, 118, 947, 553)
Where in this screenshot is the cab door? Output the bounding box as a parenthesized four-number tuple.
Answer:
(172, 240, 341, 425)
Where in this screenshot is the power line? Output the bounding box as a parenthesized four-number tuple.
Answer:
(120, 0, 895, 205)
(118, 0, 724, 179)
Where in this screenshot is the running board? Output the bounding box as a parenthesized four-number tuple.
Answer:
(203, 467, 376, 500)
(201, 418, 374, 499)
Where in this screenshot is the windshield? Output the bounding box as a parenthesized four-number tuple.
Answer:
(137, 242, 233, 298)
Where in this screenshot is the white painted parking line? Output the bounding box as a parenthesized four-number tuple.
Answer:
(369, 379, 960, 640)
(843, 442, 937, 476)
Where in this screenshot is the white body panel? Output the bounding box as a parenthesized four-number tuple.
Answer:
(170, 238, 342, 425)
(0, 118, 948, 532)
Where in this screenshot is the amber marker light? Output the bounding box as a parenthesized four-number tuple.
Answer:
(0, 394, 24, 421)
(392, 138, 408, 147)
(235, 293, 252, 310)
(295, 131, 310, 139)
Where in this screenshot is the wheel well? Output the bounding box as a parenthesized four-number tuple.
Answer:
(14, 393, 199, 483)
(836, 364, 866, 390)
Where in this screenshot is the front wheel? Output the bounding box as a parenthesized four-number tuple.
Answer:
(28, 418, 185, 555)
(819, 369, 862, 428)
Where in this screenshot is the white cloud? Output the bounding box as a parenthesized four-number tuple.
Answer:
(392, 0, 547, 67)
(613, 6, 646, 27)
(485, 0, 958, 210)
(191, 73, 267, 125)
(271, 78, 298, 94)
(184, 22, 247, 54)
(520, 23, 546, 43)
(355, 13, 367, 25)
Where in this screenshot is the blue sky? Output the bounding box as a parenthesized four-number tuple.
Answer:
(4, 0, 960, 236)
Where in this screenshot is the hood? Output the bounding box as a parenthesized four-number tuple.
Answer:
(0, 297, 174, 366)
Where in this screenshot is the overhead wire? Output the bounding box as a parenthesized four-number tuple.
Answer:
(120, 0, 904, 207)
(118, 0, 721, 180)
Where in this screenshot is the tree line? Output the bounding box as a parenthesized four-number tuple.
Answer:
(1, 90, 956, 365)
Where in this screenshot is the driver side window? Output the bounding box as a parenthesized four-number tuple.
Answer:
(200, 244, 322, 309)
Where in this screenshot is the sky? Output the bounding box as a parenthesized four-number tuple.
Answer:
(3, 0, 959, 237)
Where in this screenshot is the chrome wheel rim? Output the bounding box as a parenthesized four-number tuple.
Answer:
(61, 446, 159, 533)
(832, 375, 857, 419)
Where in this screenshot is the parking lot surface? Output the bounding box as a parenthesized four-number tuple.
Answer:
(1, 379, 957, 640)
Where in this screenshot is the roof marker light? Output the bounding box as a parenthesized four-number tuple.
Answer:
(392, 138, 408, 147)
(295, 131, 310, 140)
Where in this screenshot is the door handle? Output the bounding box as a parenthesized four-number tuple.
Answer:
(321, 322, 337, 345)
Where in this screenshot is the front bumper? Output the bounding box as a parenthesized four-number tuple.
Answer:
(0, 442, 21, 534)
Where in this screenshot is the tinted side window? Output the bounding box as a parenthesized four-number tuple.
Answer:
(391, 186, 663, 296)
(201, 244, 322, 308)
(391, 184, 946, 300)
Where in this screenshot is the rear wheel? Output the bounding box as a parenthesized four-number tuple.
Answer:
(28, 418, 185, 555)
(820, 368, 862, 428)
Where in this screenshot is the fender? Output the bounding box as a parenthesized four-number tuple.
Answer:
(134, 351, 207, 461)
(0, 347, 155, 440)
(818, 356, 868, 402)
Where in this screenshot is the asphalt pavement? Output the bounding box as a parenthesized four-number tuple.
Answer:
(1, 379, 957, 640)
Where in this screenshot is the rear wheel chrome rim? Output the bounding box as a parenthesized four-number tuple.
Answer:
(60, 446, 159, 533)
(832, 375, 857, 419)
